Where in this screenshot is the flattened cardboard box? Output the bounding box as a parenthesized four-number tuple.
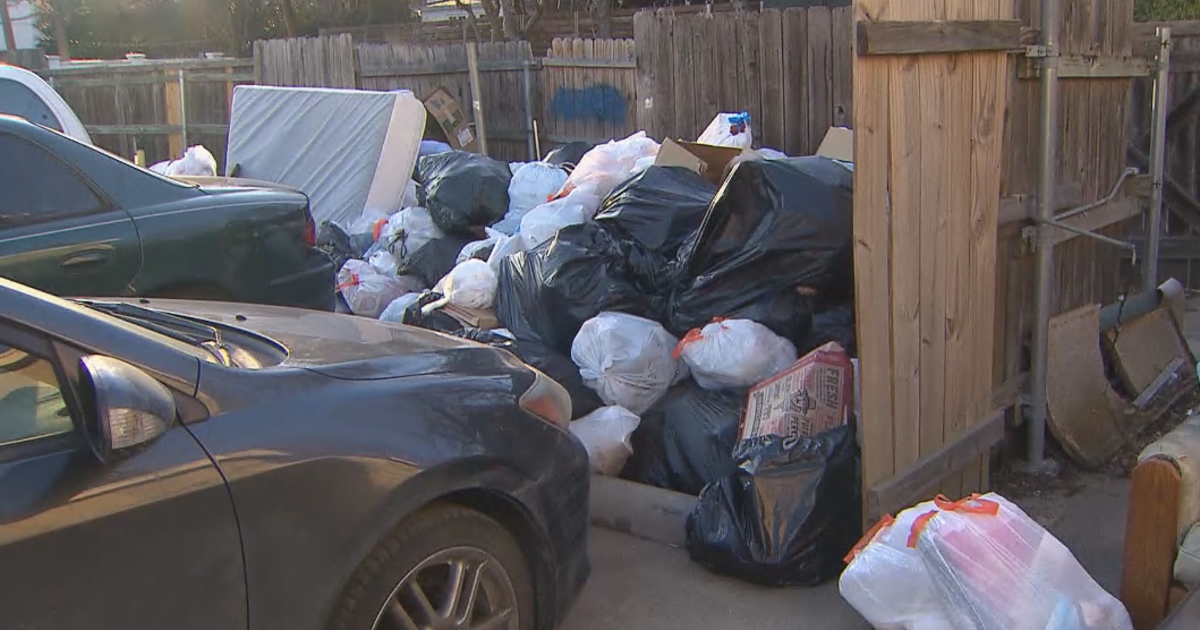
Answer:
(654, 139, 759, 186)
(423, 87, 477, 152)
(739, 342, 853, 443)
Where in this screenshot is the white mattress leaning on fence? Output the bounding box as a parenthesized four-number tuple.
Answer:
(225, 85, 426, 228)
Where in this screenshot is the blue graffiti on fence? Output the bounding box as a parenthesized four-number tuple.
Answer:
(550, 84, 627, 126)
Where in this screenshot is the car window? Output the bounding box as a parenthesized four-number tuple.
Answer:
(0, 342, 73, 447)
(0, 133, 105, 225)
(0, 78, 63, 132)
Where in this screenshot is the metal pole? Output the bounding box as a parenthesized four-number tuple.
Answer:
(178, 69, 189, 150)
(1144, 27, 1172, 292)
(466, 42, 489, 156)
(1027, 0, 1062, 470)
(522, 60, 536, 161)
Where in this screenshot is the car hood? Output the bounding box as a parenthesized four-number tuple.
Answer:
(121, 298, 480, 367)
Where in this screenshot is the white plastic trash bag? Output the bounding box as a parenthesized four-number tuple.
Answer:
(337, 259, 411, 318)
(457, 227, 505, 265)
(556, 131, 660, 203)
(841, 493, 1134, 630)
(348, 208, 392, 237)
(379, 292, 422, 323)
(151, 145, 219, 177)
(439, 259, 498, 310)
(520, 189, 600, 250)
(674, 319, 798, 390)
(486, 231, 526, 271)
(509, 161, 569, 217)
(383, 207, 444, 259)
(697, 112, 753, 149)
(571, 312, 685, 415)
(569, 406, 641, 476)
(368, 249, 399, 277)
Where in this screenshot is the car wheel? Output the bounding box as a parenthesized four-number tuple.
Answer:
(329, 503, 535, 630)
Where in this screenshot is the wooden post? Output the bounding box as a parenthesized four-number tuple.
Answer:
(853, 0, 1015, 520)
(164, 72, 184, 158)
(466, 42, 489, 155)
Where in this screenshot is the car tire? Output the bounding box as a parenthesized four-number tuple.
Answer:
(328, 503, 535, 630)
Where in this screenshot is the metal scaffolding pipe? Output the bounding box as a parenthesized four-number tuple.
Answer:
(1144, 27, 1172, 292)
(1026, 0, 1062, 469)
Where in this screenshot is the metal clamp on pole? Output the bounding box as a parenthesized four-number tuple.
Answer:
(1031, 215, 1140, 258)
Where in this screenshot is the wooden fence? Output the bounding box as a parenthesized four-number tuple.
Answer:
(45, 57, 254, 168)
(634, 6, 852, 155)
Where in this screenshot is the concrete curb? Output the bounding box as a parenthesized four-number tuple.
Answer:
(588, 475, 697, 548)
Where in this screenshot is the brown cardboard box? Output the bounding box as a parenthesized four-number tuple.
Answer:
(654, 139, 759, 186)
(816, 127, 853, 162)
(441, 303, 500, 329)
(423, 87, 478, 152)
(738, 342, 854, 443)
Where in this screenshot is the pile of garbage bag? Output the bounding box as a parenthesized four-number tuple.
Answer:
(323, 120, 866, 588)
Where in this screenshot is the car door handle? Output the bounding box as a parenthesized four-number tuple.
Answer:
(61, 250, 111, 268)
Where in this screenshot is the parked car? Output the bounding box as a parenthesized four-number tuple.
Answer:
(0, 276, 590, 630)
(0, 114, 335, 310)
(0, 64, 91, 143)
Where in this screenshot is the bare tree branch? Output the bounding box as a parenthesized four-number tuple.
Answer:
(519, 0, 547, 39)
(453, 0, 483, 42)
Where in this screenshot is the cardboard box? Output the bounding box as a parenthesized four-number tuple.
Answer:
(654, 139, 759, 186)
(423, 87, 477, 152)
(738, 342, 853, 444)
(816, 127, 853, 162)
(441, 303, 500, 330)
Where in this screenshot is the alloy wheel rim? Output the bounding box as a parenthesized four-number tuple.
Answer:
(370, 546, 519, 630)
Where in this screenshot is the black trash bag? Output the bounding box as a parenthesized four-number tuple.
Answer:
(685, 421, 862, 587)
(316, 221, 375, 272)
(397, 235, 473, 287)
(400, 291, 462, 334)
(667, 157, 854, 345)
(594, 166, 718, 256)
(494, 222, 669, 353)
(543, 141, 594, 167)
(622, 381, 746, 496)
(805, 299, 856, 357)
(415, 151, 512, 236)
(448, 331, 605, 419)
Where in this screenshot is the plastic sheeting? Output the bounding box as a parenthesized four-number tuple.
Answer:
(667, 157, 854, 345)
(226, 86, 425, 227)
(571, 312, 685, 415)
(686, 422, 862, 587)
(623, 381, 746, 496)
(593, 166, 717, 255)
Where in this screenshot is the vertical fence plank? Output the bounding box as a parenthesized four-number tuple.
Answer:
(758, 9, 785, 151)
(805, 6, 833, 154)
(782, 9, 809, 155)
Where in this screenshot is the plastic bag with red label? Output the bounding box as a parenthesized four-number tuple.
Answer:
(840, 493, 1133, 630)
(674, 318, 797, 390)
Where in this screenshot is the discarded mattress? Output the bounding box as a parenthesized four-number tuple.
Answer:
(226, 85, 426, 228)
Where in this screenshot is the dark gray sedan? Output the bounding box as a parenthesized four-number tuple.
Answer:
(0, 277, 589, 630)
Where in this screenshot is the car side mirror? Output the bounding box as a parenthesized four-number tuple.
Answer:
(81, 355, 176, 461)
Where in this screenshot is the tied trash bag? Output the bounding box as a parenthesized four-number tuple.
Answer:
(494, 223, 669, 353)
(571, 312, 686, 415)
(416, 152, 513, 235)
(383, 207, 445, 260)
(593, 166, 718, 255)
(569, 406, 641, 476)
(623, 381, 746, 496)
(438, 259, 498, 310)
(519, 189, 601, 250)
(675, 318, 798, 390)
(556, 132, 660, 204)
(697, 112, 754, 149)
(397, 234, 473, 288)
(508, 162, 569, 220)
(686, 422, 862, 587)
(668, 157, 854, 345)
(150, 144, 218, 177)
(337, 259, 418, 319)
(807, 300, 856, 357)
(905, 493, 1133, 630)
(399, 290, 464, 334)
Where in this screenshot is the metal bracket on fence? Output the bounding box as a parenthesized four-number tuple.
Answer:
(1031, 215, 1139, 256)
(1056, 167, 1140, 221)
(1025, 45, 1052, 58)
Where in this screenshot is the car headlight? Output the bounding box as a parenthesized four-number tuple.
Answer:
(518, 368, 572, 429)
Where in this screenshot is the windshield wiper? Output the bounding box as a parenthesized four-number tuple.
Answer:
(76, 300, 232, 366)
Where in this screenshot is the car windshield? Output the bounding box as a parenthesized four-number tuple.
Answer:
(74, 300, 233, 366)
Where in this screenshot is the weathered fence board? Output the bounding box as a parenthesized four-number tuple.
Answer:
(253, 34, 357, 88)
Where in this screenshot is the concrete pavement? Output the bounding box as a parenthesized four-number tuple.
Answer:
(561, 527, 872, 630)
